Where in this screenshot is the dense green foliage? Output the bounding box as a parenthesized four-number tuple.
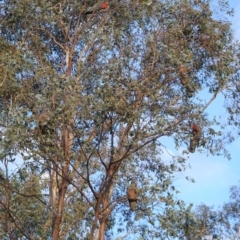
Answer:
(0, 0, 239, 239)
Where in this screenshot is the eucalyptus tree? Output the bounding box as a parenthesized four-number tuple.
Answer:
(0, 0, 239, 239)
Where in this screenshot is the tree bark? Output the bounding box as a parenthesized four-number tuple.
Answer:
(52, 178, 68, 240)
(98, 221, 105, 240)
(52, 126, 70, 240)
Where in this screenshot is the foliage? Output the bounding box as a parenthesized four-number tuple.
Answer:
(0, 0, 239, 239)
(179, 185, 240, 240)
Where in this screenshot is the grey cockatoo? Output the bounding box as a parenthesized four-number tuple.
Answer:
(127, 182, 138, 210)
(38, 112, 54, 135)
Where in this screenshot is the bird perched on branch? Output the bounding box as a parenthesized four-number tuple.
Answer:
(85, 2, 109, 15)
(179, 65, 195, 98)
(38, 112, 54, 135)
(127, 182, 138, 211)
(189, 123, 201, 153)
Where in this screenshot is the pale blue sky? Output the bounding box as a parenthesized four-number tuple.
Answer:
(175, 0, 240, 207)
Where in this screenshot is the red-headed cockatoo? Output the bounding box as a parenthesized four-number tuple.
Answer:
(189, 123, 201, 153)
(85, 2, 109, 15)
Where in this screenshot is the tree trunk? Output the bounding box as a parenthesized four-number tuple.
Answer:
(52, 126, 70, 239)
(52, 178, 68, 240)
(99, 221, 105, 240)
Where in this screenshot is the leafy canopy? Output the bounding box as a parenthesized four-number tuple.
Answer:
(0, 0, 239, 239)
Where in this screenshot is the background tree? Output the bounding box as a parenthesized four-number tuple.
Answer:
(174, 185, 240, 240)
(0, 0, 240, 239)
